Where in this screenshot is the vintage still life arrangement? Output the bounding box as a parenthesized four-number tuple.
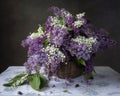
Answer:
(3, 6, 117, 91)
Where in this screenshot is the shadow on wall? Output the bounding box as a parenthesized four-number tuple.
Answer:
(0, 0, 120, 73)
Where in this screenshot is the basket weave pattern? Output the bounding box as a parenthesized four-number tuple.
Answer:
(56, 61, 82, 79)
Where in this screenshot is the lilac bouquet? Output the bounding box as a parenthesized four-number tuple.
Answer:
(3, 6, 116, 91)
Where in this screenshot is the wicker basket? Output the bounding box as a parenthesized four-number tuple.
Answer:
(56, 61, 83, 79)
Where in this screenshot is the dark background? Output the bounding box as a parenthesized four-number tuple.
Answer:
(0, 0, 120, 73)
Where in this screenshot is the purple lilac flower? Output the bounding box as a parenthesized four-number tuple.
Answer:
(92, 40, 100, 53)
(24, 52, 48, 73)
(60, 8, 76, 27)
(79, 23, 95, 37)
(21, 36, 32, 47)
(94, 29, 117, 49)
(64, 40, 91, 60)
(49, 6, 61, 16)
(28, 42, 43, 55)
(49, 6, 71, 18)
(49, 26, 69, 47)
(49, 55, 62, 73)
(85, 59, 93, 74)
(65, 15, 75, 27)
(22, 36, 47, 55)
(24, 62, 32, 74)
(45, 16, 53, 33)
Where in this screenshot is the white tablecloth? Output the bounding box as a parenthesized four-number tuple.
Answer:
(0, 66, 120, 96)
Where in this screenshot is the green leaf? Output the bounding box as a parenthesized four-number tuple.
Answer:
(93, 68, 96, 73)
(43, 40, 49, 48)
(3, 73, 48, 91)
(59, 17, 65, 25)
(63, 90, 68, 93)
(3, 74, 28, 87)
(84, 73, 94, 80)
(3, 82, 13, 87)
(67, 27, 72, 31)
(41, 25, 45, 32)
(33, 29, 38, 33)
(40, 75, 47, 89)
(63, 90, 71, 94)
(77, 58, 86, 66)
(30, 74, 41, 91)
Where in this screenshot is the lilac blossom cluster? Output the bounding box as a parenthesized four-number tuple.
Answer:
(42, 44, 65, 74)
(21, 6, 116, 77)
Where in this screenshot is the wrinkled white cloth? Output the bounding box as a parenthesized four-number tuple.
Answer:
(0, 66, 120, 96)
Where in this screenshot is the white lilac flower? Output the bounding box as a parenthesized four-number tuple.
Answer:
(12, 74, 28, 87)
(60, 9, 70, 16)
(72, 36, 97, 52)
(46, 33, 50, 40)
(30, 25, 44, 39)
(50, 16, 60, 26)
(50, 16, 67, 28)
(62, 11, 72, 17)
(73, 20, 85, 28)
(76, 12, 85, 19)
(42, 44, 65, 63)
